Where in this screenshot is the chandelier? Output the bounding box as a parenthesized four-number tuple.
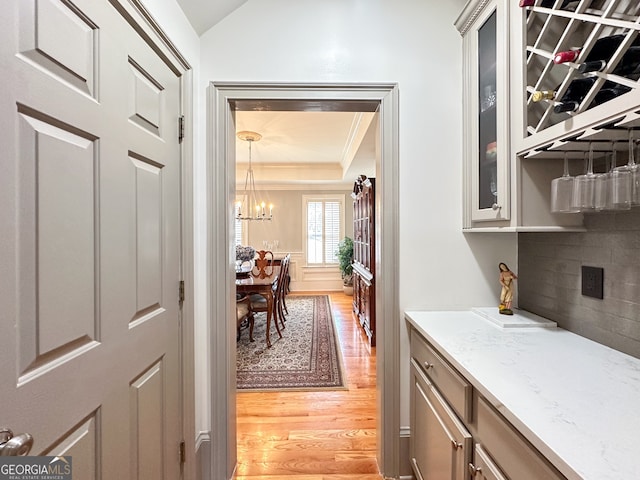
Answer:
(236, 130, 273, 221)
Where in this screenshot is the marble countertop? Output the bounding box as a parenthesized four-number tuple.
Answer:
(405, 309, 640, 480)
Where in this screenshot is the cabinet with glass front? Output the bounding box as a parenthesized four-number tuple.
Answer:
(507, 0, 640, 229)
(457, 0, 511, 228)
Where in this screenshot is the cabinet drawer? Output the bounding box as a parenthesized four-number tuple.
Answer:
(469, 443, 507, 480)
(475, 394, 566, 480)
(411, 331, 472, 422)
(410, 361, 472, 480)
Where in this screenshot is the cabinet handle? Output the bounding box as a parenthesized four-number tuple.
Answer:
(468, 463, 481, 476)
(492, 203, 501, 211)
(423, 362, 433, 370)
(451, 440, 462, 450)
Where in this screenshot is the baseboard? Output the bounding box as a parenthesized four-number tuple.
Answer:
(400, 427, 413, 479)
(195, 431, 211, 480)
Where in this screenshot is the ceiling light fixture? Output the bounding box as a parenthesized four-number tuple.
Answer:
(236, 130, 273, 221)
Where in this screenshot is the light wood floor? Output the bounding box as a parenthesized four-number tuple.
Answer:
(233, 291, 383, 480)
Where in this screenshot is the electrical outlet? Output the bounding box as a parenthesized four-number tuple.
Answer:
(582, 266, 604, 299)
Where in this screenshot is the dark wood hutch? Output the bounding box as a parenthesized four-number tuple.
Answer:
(352, 175, 375, 347)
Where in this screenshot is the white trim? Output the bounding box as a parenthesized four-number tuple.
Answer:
(236, 182, 353, 191)
(195, 430, 211, 451)
(208, 82, 400, 479)
(455, 0, 492, 35)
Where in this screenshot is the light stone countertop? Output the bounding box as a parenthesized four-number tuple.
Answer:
(404, 309, 640, 480)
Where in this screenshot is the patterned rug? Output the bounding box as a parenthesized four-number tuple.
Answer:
(236, 295, 347, 391)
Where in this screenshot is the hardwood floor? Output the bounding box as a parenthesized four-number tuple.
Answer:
(234, 291, 383, 480)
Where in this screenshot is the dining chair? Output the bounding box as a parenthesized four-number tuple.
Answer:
(249, 278, 282, 344)
(252, 250, 274, 279)
(236, 293, 254, 342)
(275, 254, 291, 328)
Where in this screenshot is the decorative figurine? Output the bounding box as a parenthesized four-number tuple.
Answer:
(498, 262, 518, 315)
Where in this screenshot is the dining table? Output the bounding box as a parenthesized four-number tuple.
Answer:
(235, 266, 281, 347)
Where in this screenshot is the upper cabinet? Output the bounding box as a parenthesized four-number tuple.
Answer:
(458, 0, 640, 231)
(457, 0, 511, 227)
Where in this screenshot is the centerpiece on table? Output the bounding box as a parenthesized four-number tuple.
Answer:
(235, 245, 256, 277)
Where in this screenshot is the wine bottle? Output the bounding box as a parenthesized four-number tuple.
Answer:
(553, 77, 596, 113)
(528, 0, 586, 8)
(541, 0, 584, 9)
(612, 46, 640, 80)
(590, 81, 632, 108)
(577, 34, 626, 73)
(557, 0, 581, 10)
(531, 90, 556, 102)
(554, 48, 581, 64)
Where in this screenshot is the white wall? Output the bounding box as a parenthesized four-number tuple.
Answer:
(199, 0, 517, 435)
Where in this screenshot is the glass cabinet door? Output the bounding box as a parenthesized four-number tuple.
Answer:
(478, 10, 498, 212)
(460, 0, 510, 225)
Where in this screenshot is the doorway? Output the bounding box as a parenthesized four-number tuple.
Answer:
(207, 83, 400, 480)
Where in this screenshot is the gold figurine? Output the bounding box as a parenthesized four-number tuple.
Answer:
(499, 262, 518, 315)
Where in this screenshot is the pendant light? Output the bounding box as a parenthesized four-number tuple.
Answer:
(236, 130, 273, 221)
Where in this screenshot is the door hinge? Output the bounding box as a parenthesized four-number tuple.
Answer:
(178, 115, 185, 144)
(179, 280, 185, 306)
(179, 440, 185, 464)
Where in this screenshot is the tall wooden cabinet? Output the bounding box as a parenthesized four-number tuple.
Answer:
(352, 175, 375, 347)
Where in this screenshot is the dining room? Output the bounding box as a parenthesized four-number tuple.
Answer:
(230, 108, 379, 478)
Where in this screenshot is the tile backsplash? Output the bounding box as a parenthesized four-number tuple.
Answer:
(518, 210, 640, 359)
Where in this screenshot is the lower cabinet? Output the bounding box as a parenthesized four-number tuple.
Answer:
(468, 444, 508, 480)
(410, 328, 566, 480)
(473, 394, 564, 480)
(410, 361, 471, 480)
(353, 265, 375, 346)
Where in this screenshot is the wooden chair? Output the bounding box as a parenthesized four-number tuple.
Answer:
(249, 278, 282, 345)
(236, 294, 254, 341)
(275, 254, 291, 328)
(252, 250, 274, 279)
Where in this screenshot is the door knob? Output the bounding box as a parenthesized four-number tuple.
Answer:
(0, 428, 34, 456)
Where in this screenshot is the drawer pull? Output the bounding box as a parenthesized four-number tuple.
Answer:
(468, 463, 481, 476)
(451, 440, 462, 450)
(423, 362, 434, 370)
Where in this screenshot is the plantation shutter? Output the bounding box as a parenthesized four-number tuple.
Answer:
(234, 218, 243, 246)
(307, 201, 323, 264)
(324, 201, 340, 264)
(306, 199, 342, 265)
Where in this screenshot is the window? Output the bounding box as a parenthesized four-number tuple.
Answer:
(303, 195, 344, 266)
(235, 195, 247, 246)
(234, 217, 243, 246)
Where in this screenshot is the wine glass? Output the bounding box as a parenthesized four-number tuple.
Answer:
(606, 143, 631, 210)
(551, 152, 579, 213)
(571, 144, 597, 212)
(594, 152, 609, 211)
(613, 129, 640, 206)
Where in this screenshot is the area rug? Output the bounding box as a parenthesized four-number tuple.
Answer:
(236, 295, 347, 391)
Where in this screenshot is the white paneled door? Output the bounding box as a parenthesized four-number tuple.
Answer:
(0, 0, 183, 478)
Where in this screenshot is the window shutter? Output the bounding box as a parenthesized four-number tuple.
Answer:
(305, 198, 343, 265)
(307, 201, 322, 264)
(234, 218, 243, 246)
(324, 201, 340, 264)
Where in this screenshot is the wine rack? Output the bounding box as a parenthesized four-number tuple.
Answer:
(523, 0, 640, 141)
